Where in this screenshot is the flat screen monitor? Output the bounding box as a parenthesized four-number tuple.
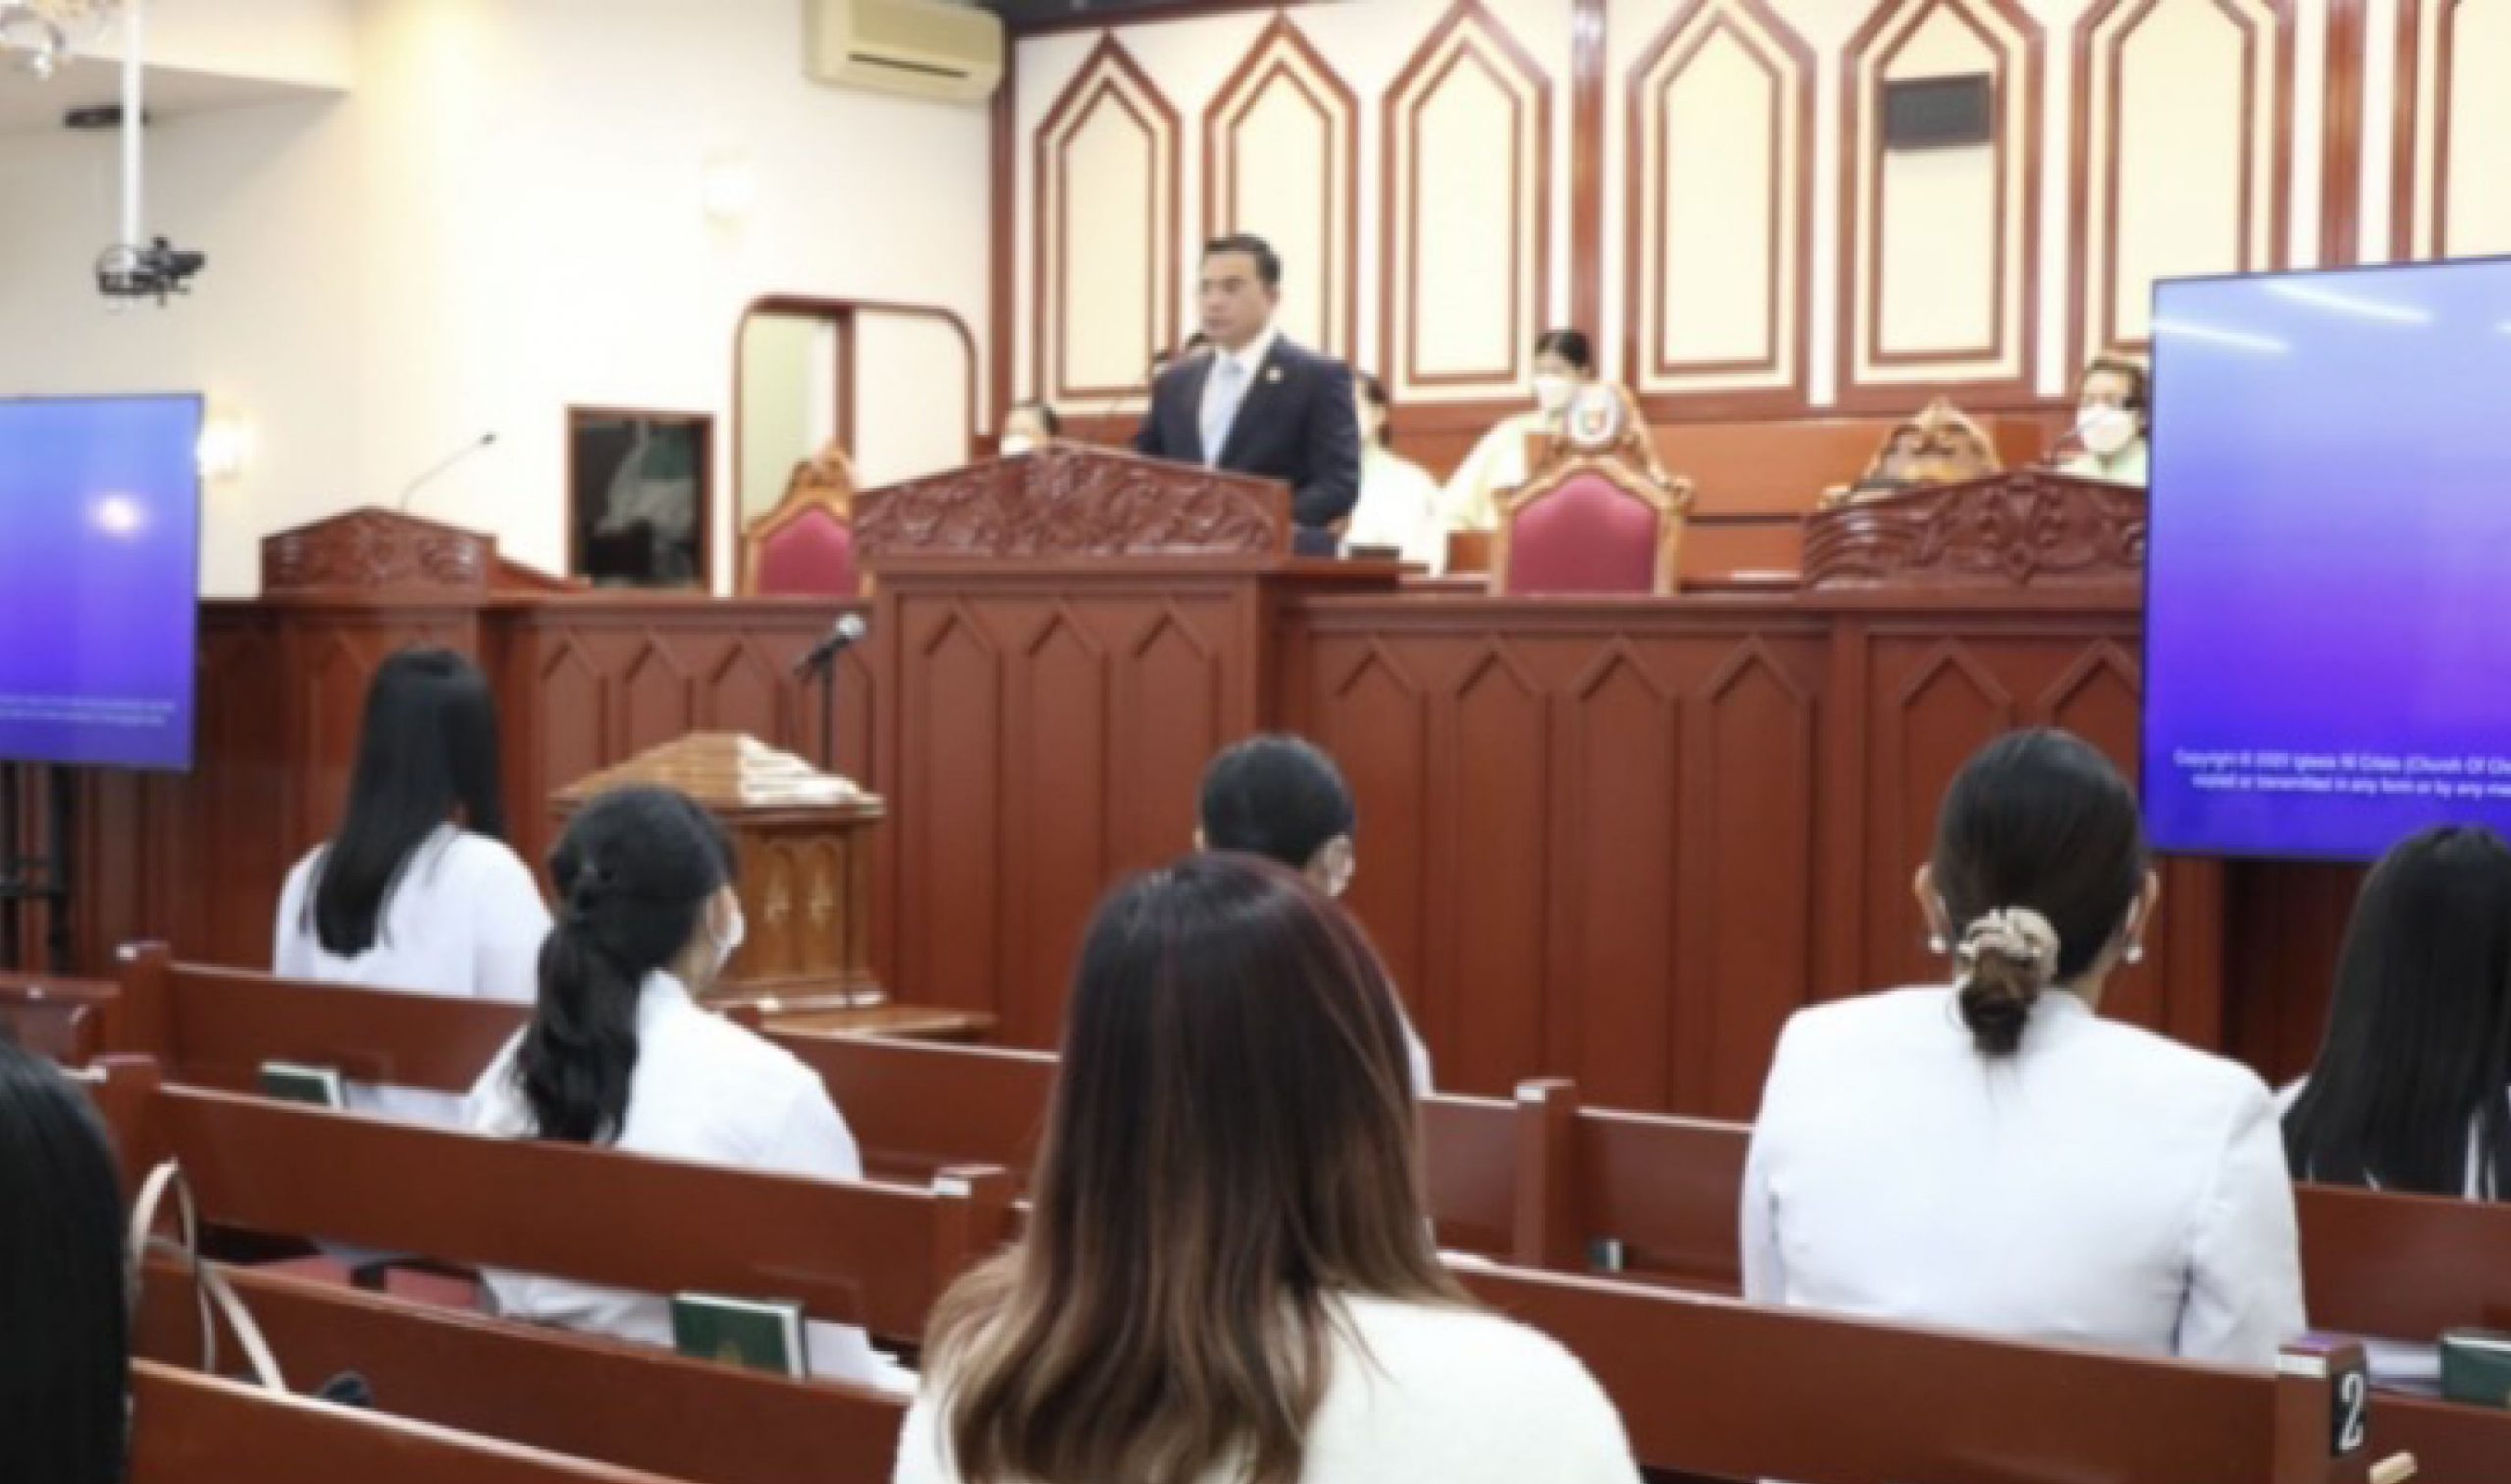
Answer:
(0, 394, 205, 772)
(2143, 257, 2511, 860)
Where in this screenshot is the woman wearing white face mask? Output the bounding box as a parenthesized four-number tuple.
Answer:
(1441, 328, 1597, 534)
(2058, 354, 2150, 486)
(464, 784, 909, 1392)
(1193, 734, 1435, 1095)
(998, 401, 1060, 458)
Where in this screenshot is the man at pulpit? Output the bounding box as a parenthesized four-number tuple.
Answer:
(1133, 234, 1360, 555)
(2056, 354, 2151, 487)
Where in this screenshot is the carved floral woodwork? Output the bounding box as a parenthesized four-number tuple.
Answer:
(853, 445, 1290, 561)
(1803, 471, 2146, 590)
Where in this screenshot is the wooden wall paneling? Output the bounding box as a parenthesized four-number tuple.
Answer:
(1624, 0, 1817, 417)
(2070, 0, 2293, 361)
(1033, 35, 1181, 414)
(1839, 0, 2045, 410)
(1571, 0, 1608, 342)
(2322, 0, 2370, 265)
(2400, 0, 2511, 259)
(990, 45, 1019, 444)
(1382, 0, 1557, 404)
(1204, 15, 1361, 363)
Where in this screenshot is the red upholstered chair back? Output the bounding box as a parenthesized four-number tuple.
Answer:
(743, 442, 863, 597)
(753, 507, 858, 597)
(1500, 472, 1665, 596)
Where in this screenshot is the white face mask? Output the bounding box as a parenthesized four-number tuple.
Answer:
(2079, 405, 2140, 458)
(999, 435, 1034, 458)
(1532, 374, 1576, 416)
(712, 901, 747, 975)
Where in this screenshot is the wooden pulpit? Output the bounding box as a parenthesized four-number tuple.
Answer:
(1801, 470, 2146, 592)
(553, 732, 883, 1013)
(851, 445, 1403, 1045)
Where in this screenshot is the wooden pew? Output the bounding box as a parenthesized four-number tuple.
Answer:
(1458, 1264, 2378, 1484)
(136, 1254, 906, 1484)
(95, 1057, 1014, 1346)
(129, 1360, 696, 1484)
(763, 1026, 1054, 1184)
(0, 967, 114, 1061)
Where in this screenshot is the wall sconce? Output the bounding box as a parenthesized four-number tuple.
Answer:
(196, 410, 253, 482)
(702, 149, 758, 225)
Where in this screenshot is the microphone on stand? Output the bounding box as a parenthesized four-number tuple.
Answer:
(793, 612, 869, 679)
(396, 431, 498, 514)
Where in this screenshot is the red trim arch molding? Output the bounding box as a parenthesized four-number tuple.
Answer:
(1381, 0, 1556, 406)
(1622, 0, 1817, 417)
(1204, 16, 1361, 365)
(1838, 0, 2044, 410)
(1033, 35, 1182, 413)
(2068, 0, 2292, 364)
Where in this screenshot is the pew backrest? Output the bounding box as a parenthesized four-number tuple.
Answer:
(0, 969, 114, 1062)
(766, 1028, 1054, 1182)
(129, 1361, 697, 1484)
(136, 1255, 906, 1484)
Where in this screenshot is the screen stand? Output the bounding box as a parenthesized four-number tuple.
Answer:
(0, 764, 77, 974)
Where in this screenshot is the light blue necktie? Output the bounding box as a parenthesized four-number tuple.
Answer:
(1200, 356, 1247, 467)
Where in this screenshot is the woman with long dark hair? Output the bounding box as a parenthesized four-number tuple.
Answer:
(464, 784, 904, 1390)
(1741, 730, 2304, 1365)
(897, 854, 1637, 1484)
(0, 1038, 128, 1484)
(274, 648, 549, 1116)
(2284, 825, 2511, 1197)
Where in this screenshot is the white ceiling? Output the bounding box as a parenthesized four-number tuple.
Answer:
(0, 54, 326, 136)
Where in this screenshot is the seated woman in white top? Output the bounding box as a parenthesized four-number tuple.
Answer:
(1742, 729, 2305, 1367)
(897, 854, 1637, 1484)
(463, 784, 907, 1392)
(1343, 371, 1447, 571)
(273, 647, 551, 1122)
(1440, 327, 1597, 535)
(1196, 733, 1434, 1094)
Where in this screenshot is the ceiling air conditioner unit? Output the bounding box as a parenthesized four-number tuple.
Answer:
(807, 0, 1003, 104)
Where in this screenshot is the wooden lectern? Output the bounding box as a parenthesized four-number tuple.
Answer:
(1801, 470, 2146, 592)
(851, 445, 1402, 1045)
(553, 732, 882, 1013)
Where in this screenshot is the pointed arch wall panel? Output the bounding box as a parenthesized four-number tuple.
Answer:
(2401, 0, 2511, 260)
(1204, 17, 1360, 364)
(1033, 36, 1181, 413)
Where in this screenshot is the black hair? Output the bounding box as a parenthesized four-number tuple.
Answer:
(1011, 401, 1062, 436)
(1198, 735, 1356, 873)
(2083, 354, 2150, 411)
(308, 648, 507, 956)
(1204, 234, 1283, 290)
(0, 1040, 128, 1484)
(1931, 730, 2149, 1056)
(1355, 371, 1394, 449)
(2284, 826, 2511, 1198)
(516, 786, 734, 1144)
(1533, 328, 1595, 375)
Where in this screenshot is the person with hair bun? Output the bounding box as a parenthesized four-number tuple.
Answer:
(1740, 730, 2304, 1366)
(464, 784, 906, 1390)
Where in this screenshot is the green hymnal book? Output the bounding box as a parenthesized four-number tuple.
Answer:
(672, 1293, 808, 1379)
(2441, 1329, 2511, 1410)
(257, 1061, 347, 1109)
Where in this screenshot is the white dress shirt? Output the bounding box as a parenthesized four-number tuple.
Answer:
(1346, 446, 1449, 571)
(1743, 987, 2305, 1368)
(464, 972, 910, 1392)
(1197, 324, 1278, 464)
(893, 1293, 1639, 1484)
(273, 826, 550, 1124)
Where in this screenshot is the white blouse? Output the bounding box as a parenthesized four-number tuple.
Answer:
(1439, 409, 1553, 532)
(893, 1293, 1639, 1484)
(273, 827, 550, 1123)
(464, 972, 910, 1392)
(1743, 987, 2305, 1368)
(1346, 447, 1449, 571)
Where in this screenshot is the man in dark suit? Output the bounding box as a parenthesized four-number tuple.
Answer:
(1134, 235, 1359, 555)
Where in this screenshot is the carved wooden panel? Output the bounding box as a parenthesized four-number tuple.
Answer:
(1625, 0, 1815, 412)
(263, 511, 495, 594)
(1204, 16, 1359, 363)
(2074, 0, 2291, 357)
(1383, 0, 1555, 404)
(1034, 36, 1180, 411)
(1802, 473, 2147, 591)
(854, 449, 1289, 560)
(1842, 0, 2044, 404)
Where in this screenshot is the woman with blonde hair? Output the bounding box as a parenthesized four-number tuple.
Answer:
(897, 854, 1637, 1484)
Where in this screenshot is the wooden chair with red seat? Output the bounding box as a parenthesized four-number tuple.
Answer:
(741, 440, 861, 597)
(1490, 384, 1694, 596)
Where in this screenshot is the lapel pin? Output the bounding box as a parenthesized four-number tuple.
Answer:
(1265, 367, 1283, 384)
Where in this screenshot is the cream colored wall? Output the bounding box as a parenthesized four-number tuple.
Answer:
(738, 314, 827, 525)
(0, 0, 989, 597)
